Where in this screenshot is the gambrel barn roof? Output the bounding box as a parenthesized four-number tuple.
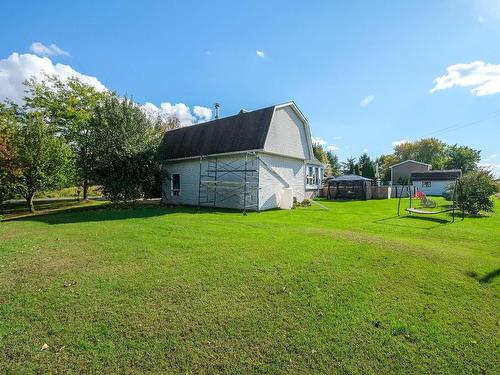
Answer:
(159, 102, 318, 162)
(160, 106, 275, 160)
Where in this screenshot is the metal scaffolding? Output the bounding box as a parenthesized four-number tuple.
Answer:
(198, 152, 259, 213)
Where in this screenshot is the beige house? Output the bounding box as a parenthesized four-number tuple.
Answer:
(389, 160, 431, 185)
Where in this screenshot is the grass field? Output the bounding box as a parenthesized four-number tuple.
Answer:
(0, 198, 499, 374)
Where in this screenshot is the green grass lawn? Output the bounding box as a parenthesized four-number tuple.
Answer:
(0, 198, 499, 374)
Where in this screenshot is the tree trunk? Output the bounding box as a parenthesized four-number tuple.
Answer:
(26, 193, 35, 213)
(83, 178, 88, 201)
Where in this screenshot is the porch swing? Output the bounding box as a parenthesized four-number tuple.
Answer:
(397, 178, 465, 222)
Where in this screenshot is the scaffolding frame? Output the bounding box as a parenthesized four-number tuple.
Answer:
(198, 152, 260, 214)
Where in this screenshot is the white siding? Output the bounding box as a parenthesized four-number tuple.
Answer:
(162, 159, 200, 206)
(258, 152, 306, 210)
(412, 180, 454, 196)
(162, 154, 256, 210)
(161, 104, 322, 211)
(264, 106, 312, 160)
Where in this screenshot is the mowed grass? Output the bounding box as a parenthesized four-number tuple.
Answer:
(0, 198, 499, 374)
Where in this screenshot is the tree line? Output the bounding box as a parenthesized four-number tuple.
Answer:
(0, 75, 177, 212)
(313, 137, 483, 182)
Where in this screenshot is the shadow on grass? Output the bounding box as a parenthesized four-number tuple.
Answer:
(1, 199, 85, 214)
(466, 269, 500, 284)
(400, 215, 451, 224)
(372, 215, 450, 230)
(2, 202, 245, 225)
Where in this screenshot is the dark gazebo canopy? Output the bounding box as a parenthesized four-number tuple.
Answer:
(327, 174, 372, 200)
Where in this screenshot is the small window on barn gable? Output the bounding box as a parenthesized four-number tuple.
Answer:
(171, 174, 181, 196)
(422, 181, 431, 188)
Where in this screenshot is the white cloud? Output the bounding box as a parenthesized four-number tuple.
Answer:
(142, 102, 213, 126)
(392, 139, 410, 147)
(312, 137, 326, 146)
(326, 145, 339, 152)
(363, 148, 368, 153)
(193, 106, 212, 122)
(430, 61, 500, 96)
(30, 42, 69, 57)
(0, 52, 106, 103)
(360, 94, 375, 107)
(491, 154, 497, 158)
(256, 50, 265, 58)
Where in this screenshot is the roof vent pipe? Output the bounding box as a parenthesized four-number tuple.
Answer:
(214, 103, 220, 119)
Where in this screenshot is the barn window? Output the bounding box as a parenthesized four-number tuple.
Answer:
(171, 174, 181, 196)
(306, 166, 314, 186)
(306, 166, 323, 186)
(422, 181, 431, 187)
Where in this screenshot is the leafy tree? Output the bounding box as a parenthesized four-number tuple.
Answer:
(312, 143, 331, 175)
(91, 94, 162, 201)
(342, 157, 357, 174)
(377, 154, 399, 182)
(327, 151, 342, 176)
(0, 104, 18, 203)
(312, 143, 328, 164)
(24, 75, 106, 200)
(377, 138, 480, 182)
(444, 144, 480, 173)
(9, 111, 74, 212)
(359, 152, 375, 179)
(393, 138, 447, 168)
(458, 169, 497, 215)
(150, 113, 181, 133)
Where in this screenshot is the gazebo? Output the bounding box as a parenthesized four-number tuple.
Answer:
(326, 174, 373, 200)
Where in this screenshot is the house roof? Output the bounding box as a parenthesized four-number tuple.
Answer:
(410, 170, 462, 181)
(389, 160, 432, 169)
(159, 106, 275, 160)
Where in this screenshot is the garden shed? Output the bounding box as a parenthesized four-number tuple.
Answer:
(326, 174, 373, 200)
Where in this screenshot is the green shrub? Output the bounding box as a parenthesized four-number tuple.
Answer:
(442, 183, 455, 201)
(458, 170, 497, 215)
(293, 198, 311, 208)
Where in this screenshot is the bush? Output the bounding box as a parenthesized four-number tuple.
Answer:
(458, 170, 497, 215)
(293, 198, 311, 208)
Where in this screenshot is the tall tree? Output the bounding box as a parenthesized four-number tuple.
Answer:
(0, 103, 18, 203)
(342, 157, 357, 174)
(327, 151, 342, 176)
(359, 152, 375, 179)
(444, 145, 480, 173)
(24, 75, 106, 200)
(312, 143, 331, 175)
(9, 111, 73, 212)
(393, 138, 447, 168)
(377, 154, 399, 182)
(91, 94, 163, 201)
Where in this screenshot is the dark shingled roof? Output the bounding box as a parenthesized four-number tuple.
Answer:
(411, 170, 462, 181)
(160, 106, 275, 160)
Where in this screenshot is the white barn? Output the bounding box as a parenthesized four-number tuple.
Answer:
(160, 102, 324, 211)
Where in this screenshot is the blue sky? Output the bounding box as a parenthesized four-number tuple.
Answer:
(1, 0, 499, 174)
